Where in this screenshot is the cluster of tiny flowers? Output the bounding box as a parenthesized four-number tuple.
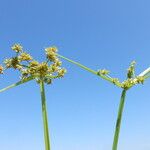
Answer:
(2, 44, 66, 85)
(18, 52, 33, 61)
(120, 61, 145, 89)
(112, 78, 120, 85)
(96, 61, 145, 89)
(11, 44, 23, 53)
(45, 47, 58, 62)
(120, 76, 145, 90)
(127, 61, 136, 79)
(97, 69, 110, 75)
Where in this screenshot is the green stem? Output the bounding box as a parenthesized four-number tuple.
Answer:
(112, 89, 127, 150)
(57, 54, 121, 87)
(0, 76, 34, 93)
(40, 80, 50, 150)
(138, 67, 150, 79)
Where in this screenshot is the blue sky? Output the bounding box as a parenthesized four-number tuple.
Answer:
(0, 0, 150, 150)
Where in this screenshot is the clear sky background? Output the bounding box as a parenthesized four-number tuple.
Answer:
(0, 0, 150, 150)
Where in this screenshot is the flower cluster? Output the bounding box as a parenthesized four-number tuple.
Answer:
(117, 61, 145, 89)
(120, 76, 145, 90)
(2, 44, 67, 85)
(127, 61, 136, 79)
(96, 61, 145, 90)
(18, 52, 32, 61)
(11, 44, 23, 53)
(97, 69, 110, 76)
(45, 47, 58, 62)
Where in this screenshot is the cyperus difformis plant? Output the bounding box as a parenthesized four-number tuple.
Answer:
(57, 54, 149, 150)
(0, 44, 67, 150)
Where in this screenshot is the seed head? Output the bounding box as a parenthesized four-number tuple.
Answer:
(127, 61, 136, 79)
(58, 68, 67, 77)
(97, 69, 110, 75)
(4, 57, 21, 69)
(18, 52, 32, 61)
(3, 44, 66, 85)
(45, 47, 58, 62)
(21, 69, 29, 79)
(11, 44, 23, 53)
(29, 60, 39, 67)
(45, 47, 57, 53)
(121, 79, 135, 90)
(112, 78, 120, 85)
(135, 76, 145, 84)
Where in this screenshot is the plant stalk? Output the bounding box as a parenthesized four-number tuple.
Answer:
(57, 54, 121, 87)
(112, 89, 127, 150)
(138, 67, 150, 79)
(40, 80, 50, 150)
(0, 76, 34, 93)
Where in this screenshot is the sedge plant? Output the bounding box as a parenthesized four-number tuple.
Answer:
(0, 44, 67, 150)
(57, 54, 150, 150)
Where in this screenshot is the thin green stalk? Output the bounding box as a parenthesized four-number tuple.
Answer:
(112, 89, 127, 150)
(138, 67, 150, 79)
(40, 80, 50, 150)
(0, 76, 34, 93)
(57, 54, 121, 87)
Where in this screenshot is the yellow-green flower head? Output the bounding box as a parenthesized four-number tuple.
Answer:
(21, 69, 29, 79)
(36, 62, 49, 77)
(4, 57, 21, 69)
(45, 47, 58, 62)
(11, 44, 23, 53)
(51, 63, 59, 72)
(97, 69, 110, 75)
(27, 61, 39, 75)
(45, 47, 58, 53)
(18, 52, 33, 61)
(136, 76, 145, 84)
(55, 61, 62, 67)
(121, 79, 136, 90)
(11, 57, 20, 69)
(4, 44, 67, 84)
(58, 68, 67, 77)
(127, 61, 136, 79)
(0, 65, 4, 74)
(4, 59, 12, 68)
(112, 78, 120, 85)
(29, 60, 39, 67)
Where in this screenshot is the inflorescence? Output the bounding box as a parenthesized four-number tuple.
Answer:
(0, 45, 145, 89)
(0, 44, 67, 85)
(97, 61, 145, 90)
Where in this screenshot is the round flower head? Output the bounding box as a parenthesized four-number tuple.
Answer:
(18, 52, 33, 61)
(45, 47, 58, 62)
(97, 69, 110, 75)
(3, 44, 67, 85)
(127, 61, 136, 79)
(11, 44, 23, 53)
